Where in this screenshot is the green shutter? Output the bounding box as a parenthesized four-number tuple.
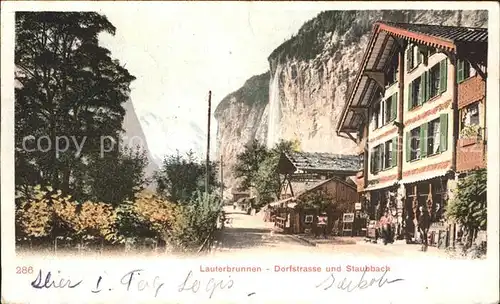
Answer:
(416, 48, 422, 65)
(392, 137, 398, 168)
(370, 148, 375, 174)
(391, 93, 398, 121)
(439, 59, 448, 94)
(406, 131, 411, 162)
(425, 70, 430, 103)
(440, 113, 448, 152)
(420, 124, 427, 158)
(457, 60, 464, 83)
(408, 82, 413, 110)
(406, 48, 412, 72)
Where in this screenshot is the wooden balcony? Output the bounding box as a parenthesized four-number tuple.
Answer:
(456, 137, 486, 172)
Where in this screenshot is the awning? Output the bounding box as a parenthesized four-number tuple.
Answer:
(363, 180, 397, 192)
(362, 169, 450, 192)
(398, 169, 450, 185)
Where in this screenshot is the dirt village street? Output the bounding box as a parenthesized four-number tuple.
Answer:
(214, 206, 449, 259)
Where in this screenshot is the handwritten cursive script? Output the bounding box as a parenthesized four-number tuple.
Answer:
(120, 269, 164, 297)
(178, 270, 235, 299)
(315, 269, 404, 292)
(31, 270, 83, 289)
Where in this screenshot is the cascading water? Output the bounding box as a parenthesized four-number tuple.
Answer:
(266, 66, 282, 148)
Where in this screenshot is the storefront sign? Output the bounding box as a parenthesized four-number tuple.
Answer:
(342, 213, 355, 223)
(355, 203, 362, 210)
(317, 216, 327, 226)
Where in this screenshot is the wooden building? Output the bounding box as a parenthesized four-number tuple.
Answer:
(269, 151, 360, 234)
(336, 22, 488, 246)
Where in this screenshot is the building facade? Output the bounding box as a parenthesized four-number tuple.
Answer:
(336, 22, 487, 245)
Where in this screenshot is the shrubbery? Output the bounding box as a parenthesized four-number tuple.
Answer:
(16, 185, 223, 253)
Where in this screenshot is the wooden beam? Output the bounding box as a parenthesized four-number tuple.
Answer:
(343, 131, 357, 143)
(364, 70, 385, 88)
(468, 59, 487, 80)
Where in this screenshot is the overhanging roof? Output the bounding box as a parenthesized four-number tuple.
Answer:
(279, 151, 361, 175)
(336, 21, 488, 135)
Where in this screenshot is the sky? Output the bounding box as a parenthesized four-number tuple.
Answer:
(96, 3, 324, 159)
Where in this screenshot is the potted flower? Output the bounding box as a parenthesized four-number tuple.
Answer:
(459, 125, 482, 147)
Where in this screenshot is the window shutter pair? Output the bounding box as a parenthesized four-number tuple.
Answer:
(391, 137, 398, 168)
(439, 59, 448, 94)
(391, 93, 398, 121)
(439, 113, 448, 152)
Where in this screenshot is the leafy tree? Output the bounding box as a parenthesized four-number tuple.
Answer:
(234, 139, 298, 210)
(446, 168, 487, 247)
(233, 139, 271, 191)
(84, 145, 150, 206)
(15, 12, 135, 196)
(154, 150, 219, 203)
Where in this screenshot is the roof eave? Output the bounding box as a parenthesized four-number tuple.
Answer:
(337, 23, 382, 134)
(375, 22, 457, 52)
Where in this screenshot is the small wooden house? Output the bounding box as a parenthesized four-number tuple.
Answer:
(270, 151, 361, 235)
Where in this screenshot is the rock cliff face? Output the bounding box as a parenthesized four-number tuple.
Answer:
(215, 10, 488, 191)
(214, 72, 270, 189)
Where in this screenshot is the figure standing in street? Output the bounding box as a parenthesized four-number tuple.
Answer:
(418, 205, 431, 251)
(379, 210, 393, 245)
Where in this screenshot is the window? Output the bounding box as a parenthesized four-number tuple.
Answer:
(406, 45, 423, 72)
(377, 102, 384, 128)
(457, 59, 471, 83)
(429, 64, 441, 98)
(461, 102, 480, 127)
(406, 45, 415, 71)
(406, 115, 448, 162)
(372, 102, 381, 130)
(428, 48, 436, 57)
(408, 76, 422, 110)
(427, 118, 441, 155)
(414, 59, 448, 103)
(409, 127, 421, 161)
(371, 138, 397, 174)
(386, 55, 398, 86)
(384, 93, 398, 124)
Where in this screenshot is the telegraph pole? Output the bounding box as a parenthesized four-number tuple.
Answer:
(205, 91, 212, 196)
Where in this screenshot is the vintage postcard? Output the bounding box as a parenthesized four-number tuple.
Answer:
(1, 1, 499, 303)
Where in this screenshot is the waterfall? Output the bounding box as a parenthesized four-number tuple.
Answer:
(267, 66, 282, 148)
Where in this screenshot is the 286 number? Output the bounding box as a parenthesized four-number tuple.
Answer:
(16, 266, 33, 274)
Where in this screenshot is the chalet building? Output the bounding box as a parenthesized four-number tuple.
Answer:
(268, 151, 360, 234)
(336, 22, 487, 246)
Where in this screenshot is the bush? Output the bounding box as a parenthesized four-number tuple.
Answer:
(16, 186, 223, 253)
(16, 185, 116, 243)
(446, 169, 487, 247)
(164, 191, 223, 252)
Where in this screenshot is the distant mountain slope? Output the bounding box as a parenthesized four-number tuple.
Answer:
(121, 99, 160, 183)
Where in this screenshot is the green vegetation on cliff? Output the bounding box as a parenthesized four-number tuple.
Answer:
(214, 71, 270, 116)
